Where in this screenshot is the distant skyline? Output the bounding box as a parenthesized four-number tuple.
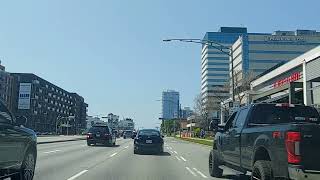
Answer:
(2, 0, 320, 128)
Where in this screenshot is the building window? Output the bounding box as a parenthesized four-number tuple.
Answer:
(46, 84, 48, 88)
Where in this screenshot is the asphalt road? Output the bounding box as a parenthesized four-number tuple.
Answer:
(33, 137, 251, 180)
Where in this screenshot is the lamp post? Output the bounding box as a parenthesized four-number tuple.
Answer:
(163, 38, 235, 102)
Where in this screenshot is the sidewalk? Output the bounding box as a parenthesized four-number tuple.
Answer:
(37, 135, 86, 144)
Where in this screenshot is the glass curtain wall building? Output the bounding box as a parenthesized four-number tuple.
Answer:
(162, 90, 180, 119)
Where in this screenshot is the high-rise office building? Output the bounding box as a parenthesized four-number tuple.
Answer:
(201, 27, 249, 118)
(162, 90, 179, 119)
(230, 30, 320, 93)
(202, 27, 320, 117)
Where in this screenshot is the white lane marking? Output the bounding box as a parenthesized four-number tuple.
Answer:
(193, 168, 208, 178)
(170, 150, 174, 154)
(175, 156, 181, 161)
(67, 170, 88, 180)
(110, 152, 118, 157)
(180, 156, 187, 162)
(43, 150, 61, 154)
(185, 167, 197, 177)
(124, 146, 129, 149)
(174, 151, 178, 154)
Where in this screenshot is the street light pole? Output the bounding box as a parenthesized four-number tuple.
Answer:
(163, 38, 235, 102)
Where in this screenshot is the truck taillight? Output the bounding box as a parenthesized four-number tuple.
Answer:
(285, 132, 301, 164)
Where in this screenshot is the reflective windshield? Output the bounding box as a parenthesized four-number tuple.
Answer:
(138, 130, 160, 136)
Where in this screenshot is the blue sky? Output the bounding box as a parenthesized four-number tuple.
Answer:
(1, 0, 320, 128)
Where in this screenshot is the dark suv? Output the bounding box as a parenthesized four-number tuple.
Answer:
(87, 124, 116, 146)
(0, 101, 37, 180)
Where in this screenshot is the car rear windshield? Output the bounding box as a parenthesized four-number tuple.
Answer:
(89, 126, 109, 134)
(250, 104, 320, 124)
(138, 130, 160, 136)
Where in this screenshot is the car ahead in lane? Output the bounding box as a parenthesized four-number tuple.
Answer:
(209, 103, 320, 180)
(0, 101, 37, 180)
(123, 130, 133, 139)
(86, 124, 116, 146)
(134, 129, 164, 154)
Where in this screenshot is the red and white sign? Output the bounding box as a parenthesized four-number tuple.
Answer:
(273, 72, 301, 88)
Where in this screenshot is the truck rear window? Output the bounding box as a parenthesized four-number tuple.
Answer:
(250, 104, 320, 124)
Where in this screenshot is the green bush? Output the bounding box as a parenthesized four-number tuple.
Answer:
(194, 128, 201, 137)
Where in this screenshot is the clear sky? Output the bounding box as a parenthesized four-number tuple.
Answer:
(1, 0, 320, 128)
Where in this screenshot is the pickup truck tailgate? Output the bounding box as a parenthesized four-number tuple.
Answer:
(300, 124, 320, 170)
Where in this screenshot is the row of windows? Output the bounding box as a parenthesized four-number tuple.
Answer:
(205, 68, 229, 71)
(249, 41, 320, 46)
(205, 62, 229, 66)
(207, 79, 228, 82)
(250, 59, 287, 63)
(249, 50, 305, 54)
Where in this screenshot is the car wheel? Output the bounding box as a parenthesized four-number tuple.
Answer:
(113, 142, 116, 146)
(13, 150, 36, 180)
(252, 160, 273, 180)
(87, 142, 91, 146)
(209, 150, 223, 178)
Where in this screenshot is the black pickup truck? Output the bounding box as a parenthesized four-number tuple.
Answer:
(209, 103, 320, 180)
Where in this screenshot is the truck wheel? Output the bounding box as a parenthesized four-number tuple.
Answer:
(252, 160, 273, 180)
(209, 150, 223, 178)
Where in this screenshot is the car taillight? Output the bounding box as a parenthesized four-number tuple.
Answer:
(285, 131, 301, 164)
(87, 133, 92, 139)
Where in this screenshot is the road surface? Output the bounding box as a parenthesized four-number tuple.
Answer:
(33, 137, 250, 180)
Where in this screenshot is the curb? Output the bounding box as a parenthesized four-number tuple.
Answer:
(37, 138, 86, 144)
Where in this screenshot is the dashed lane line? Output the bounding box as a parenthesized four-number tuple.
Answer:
(67, 170, 88, 180)
(174, 151, 178, 154)
(175, 156, 181, 161)
(110, 152, 118, 157)
(193, 168, 208, 178)
(180, 156, 187, 162)
(185, 167, 197, 177)
(43, 150, 61, 154)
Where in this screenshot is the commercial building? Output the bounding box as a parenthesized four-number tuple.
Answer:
(201, 27, 249, 118)
(0, 63, 14, 111)
(249, 45, 320, 107)
(162, 90, 180, 119)
(106, 113, 119, 129)
(118, 118, 135, 131)
(70, 93, 88, 133)
(230, 30, 320, 99)
(202, 27, 320, 118)
(86, 116, 104, 130)
(10, 73, 88, 134)
(180, 107, 193, 119)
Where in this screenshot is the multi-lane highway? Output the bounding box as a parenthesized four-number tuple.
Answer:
(34, 137, 250, 180)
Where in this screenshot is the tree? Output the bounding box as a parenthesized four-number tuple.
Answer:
(233, 71, 256, 104)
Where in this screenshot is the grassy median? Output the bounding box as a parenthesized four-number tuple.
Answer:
(175, 137, 213, 146)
